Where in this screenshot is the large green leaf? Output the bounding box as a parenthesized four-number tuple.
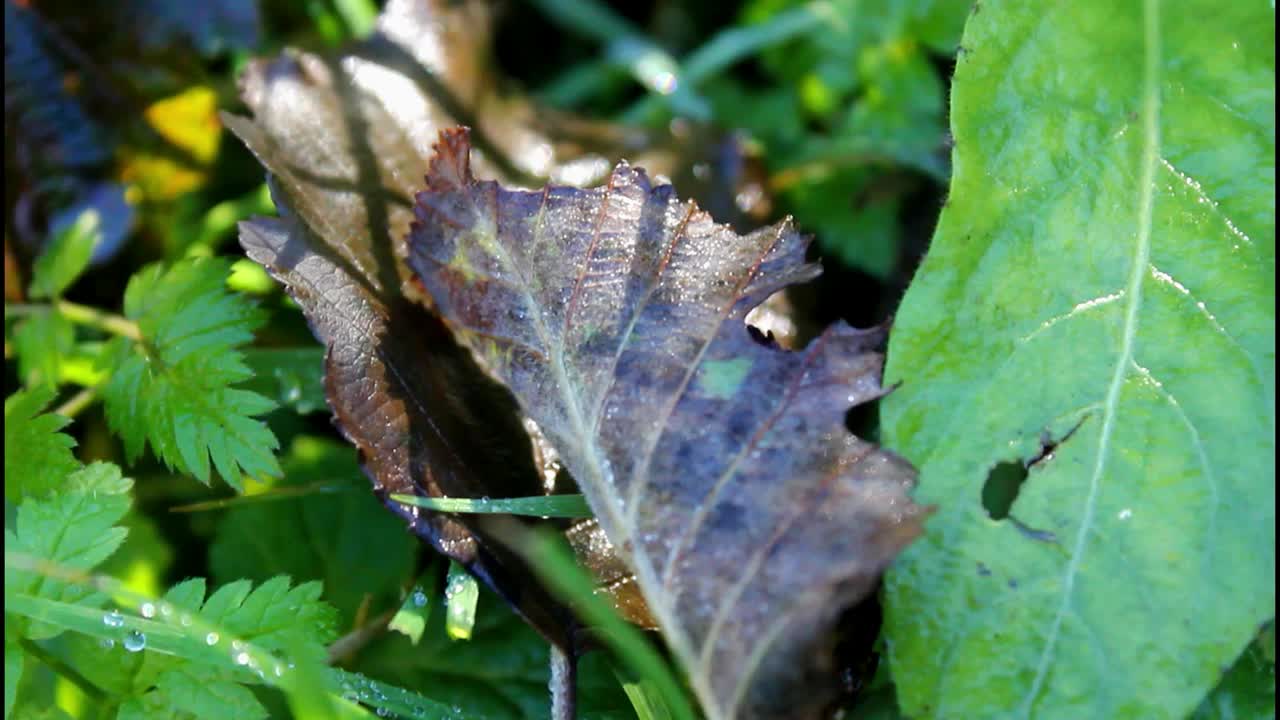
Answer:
(882, 1, 1274, 718)
(1192, 628, 1275, 720)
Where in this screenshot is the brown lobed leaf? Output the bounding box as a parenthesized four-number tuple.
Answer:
(408, 128, 928, 720)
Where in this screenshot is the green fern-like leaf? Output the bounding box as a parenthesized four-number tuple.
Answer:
(5, 462, 132, 639)
(102, 258, 280, 489)
(118, 666, 267, 720)
(3, 388, 78, 502)
(120, 576, 338, 720)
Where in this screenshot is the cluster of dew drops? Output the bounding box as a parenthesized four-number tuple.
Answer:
(100, 603, 289, 682)
(337, 672, 463, 719)
(100, 600, 459, 720)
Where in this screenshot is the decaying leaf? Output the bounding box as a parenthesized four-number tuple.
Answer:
(224, 0, 652, 649)
(226, 0, 783, 641)
(408, 128, 927, 720)
(236, 206, 573, 646)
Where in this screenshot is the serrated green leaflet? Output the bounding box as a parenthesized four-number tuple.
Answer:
(5, 463, 132, 639)
(881, 1, 1275, 718)
(2, 563, 370, 720)
(3, 388, 78, 502)
(101, 258, 280, 488)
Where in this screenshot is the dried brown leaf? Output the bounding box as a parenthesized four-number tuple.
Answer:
(408, 128, 928, 720)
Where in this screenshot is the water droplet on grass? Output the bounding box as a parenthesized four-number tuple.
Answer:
(123, 631, 146, 652)
(103, 610, 125, 628)
(206, 632, 220, 646)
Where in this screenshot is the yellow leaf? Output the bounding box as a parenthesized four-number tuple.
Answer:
(119, 86, 221, 200)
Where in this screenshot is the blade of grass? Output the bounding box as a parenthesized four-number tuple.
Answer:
(524, 0, 709, 119)
(168, 481, 354, 513)
(389, 493, 593, 518)
(495, 526, 699, 720)
(621, 1, 834, 123)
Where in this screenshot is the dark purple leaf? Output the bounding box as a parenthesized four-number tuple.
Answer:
(408, 128, 928, 720)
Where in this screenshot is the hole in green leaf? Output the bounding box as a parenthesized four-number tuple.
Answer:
(981, 461, 1027, 520)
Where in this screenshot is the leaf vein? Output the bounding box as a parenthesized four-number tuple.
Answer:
(1022, 0, 1161, 712)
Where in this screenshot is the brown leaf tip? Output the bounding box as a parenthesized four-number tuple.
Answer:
(426, 126, 476, 192)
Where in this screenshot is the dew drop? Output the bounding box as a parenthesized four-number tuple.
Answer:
(1117, 508, 1133, 520)
(103, 610, 125, 628)
(376, 708, 392, 718)
(411, 589, 429, 608)
(140, 602, 156, 619)
(99, 638, 115, 650)
(206, 632, 220, 646)
(179, 614, 192, 627)
(123, 631, 147, 652)
(235, 652, 251, 666)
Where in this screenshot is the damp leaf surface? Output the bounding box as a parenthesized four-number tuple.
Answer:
(881, 1, 1275, 718)
(408, 128, 927, 720)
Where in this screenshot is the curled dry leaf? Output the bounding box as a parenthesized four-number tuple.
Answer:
(408, 128, 928, 720)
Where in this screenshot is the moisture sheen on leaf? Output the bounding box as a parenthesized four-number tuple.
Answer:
(408, 128, 927, 720)
(881, 2, 1275, 719)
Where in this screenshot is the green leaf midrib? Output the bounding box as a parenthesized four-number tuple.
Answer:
(1020, 0, 1163, 712)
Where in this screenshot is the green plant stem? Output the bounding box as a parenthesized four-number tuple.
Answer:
(55, 386, 99, 419)
(18, 636, 107, 703)
(326, 606, 396, 665)
(620, 1, 831, 122)
(6, 301, 141, 341)
(55, 300, 141, 340)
